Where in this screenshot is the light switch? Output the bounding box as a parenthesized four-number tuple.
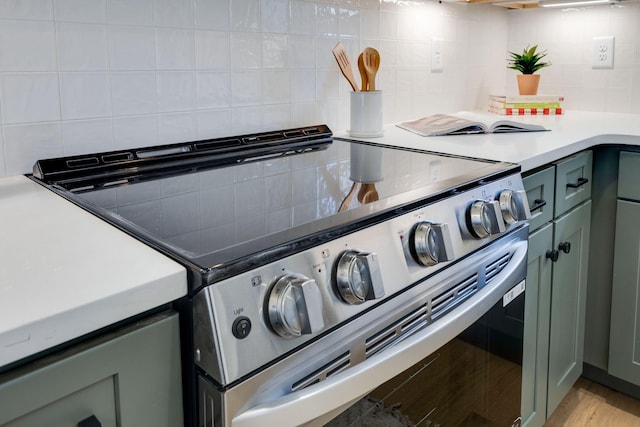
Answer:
(431, 38, 443, 72)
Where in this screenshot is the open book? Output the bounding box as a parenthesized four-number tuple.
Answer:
(397, 111, 549, 137)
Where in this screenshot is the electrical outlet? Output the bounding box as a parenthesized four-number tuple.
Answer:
(592, 36, 614, 69)
(429, 160, 441, 182)
(431, 38, 443, 72)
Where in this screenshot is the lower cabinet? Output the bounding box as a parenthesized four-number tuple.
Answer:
(522, 201, 591, 427)
(0, 310, 184, 427)
(609, 199, 640, 385)
(522, 223, 552, 427)
(522, 152, 592, 427)
(547, 200, 591, 415)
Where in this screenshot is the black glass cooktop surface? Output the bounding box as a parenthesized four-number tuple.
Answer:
(32, 126, 516, 288)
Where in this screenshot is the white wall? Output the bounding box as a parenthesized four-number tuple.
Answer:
(0, 0, 509, 177)
(506, 3, 640, 113)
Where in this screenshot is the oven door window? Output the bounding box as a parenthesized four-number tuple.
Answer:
(325, 291, 525, 427)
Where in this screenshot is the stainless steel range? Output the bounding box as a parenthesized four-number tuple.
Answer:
(32, 125, 530, 427)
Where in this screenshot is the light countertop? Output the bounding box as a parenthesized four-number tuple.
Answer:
(337, 110, 640, 172)
(0, 176, 187, 368)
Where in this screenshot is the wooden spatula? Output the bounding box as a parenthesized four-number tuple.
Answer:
(362, 47, 380, 91)
(358, 52, 368, 92)
(332, 42, 359, 92)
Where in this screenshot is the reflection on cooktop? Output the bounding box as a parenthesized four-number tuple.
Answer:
(75, 140, 493, 258)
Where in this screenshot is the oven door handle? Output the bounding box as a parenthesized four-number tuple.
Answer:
(232, 240, 527, 427)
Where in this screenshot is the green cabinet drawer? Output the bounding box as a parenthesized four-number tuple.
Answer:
(618, 151, 640, 201)
(554, 151, 592, 217)
(523, 166, 555, 233)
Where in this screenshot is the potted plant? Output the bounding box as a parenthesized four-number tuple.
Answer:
(507, 45, 551, 96)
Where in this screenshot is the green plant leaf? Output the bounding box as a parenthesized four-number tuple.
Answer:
(506, 44, 551, 74)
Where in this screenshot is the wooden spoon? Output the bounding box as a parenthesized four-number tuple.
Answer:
(362, 47, 380, 91)
(338, 182, 359, 212)
(357, 52, 368, 92)
(332, 42, 359, 92)
(357, 183, 379, 204)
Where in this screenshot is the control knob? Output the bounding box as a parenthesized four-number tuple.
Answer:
(498, 189, 531, 224)
(467, 200, 506, 238)
(335, 250, 385, 305)
(266, 274, 324, 339)
(408, 222, 454, 266)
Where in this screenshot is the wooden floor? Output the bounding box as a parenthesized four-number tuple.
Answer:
(545, 377, 640, 427)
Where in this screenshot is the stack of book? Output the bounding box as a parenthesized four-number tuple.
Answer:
(488, 94, 565, 116)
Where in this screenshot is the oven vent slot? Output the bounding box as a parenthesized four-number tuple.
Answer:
(431, 274, 479, 320)
(485, 252, 513, 283)
(291, 351, 351, 392)
(364, 305, 429, 358)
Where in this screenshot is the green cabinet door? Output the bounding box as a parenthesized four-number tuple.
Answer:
(522, 223, 553, 427)
(609, 200, 640, 386)
(0, 311, 184, 427)
(547, 200, 592, 417)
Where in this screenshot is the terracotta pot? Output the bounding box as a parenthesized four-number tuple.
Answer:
(517, 74, 541, 96)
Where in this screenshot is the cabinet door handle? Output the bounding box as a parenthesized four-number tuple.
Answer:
(78, 415, 102, 427)
(558, 241, 571, 254)
(530, 198, 547, 213)
(566, 177, 589, 189)
(546, 249, 559, 262)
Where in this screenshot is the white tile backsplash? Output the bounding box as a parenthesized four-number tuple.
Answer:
(111, 71, 158, 116)
(231, 0, 261, 32)
(107, 0, 153, 26)
(262, 34, 289, 69)
(231, 106, 262, 133)
(196, 71, 231, 109)
(59, 72, 112, 119)
(230, 32, 263, 69)
(194, 0, 229, 31)
(196, 108, 232, 138)
(155, 28, 195, 70)
(158, 111, 197, 143)
(263, 70, 290, 104)
(261, 0, 290, 34)
(54, 0, 107, 24)
(112, 115, 159, 149)
(108, 26, 156, 70)
(195, 31, 230, 69)
(231, 70, 262, 106)
(1, 73, 60, 124)
(153, 0, 194, 28)
(61, 118, 114, 155)
(290, 1, 315, 35)
(156, 71, 196, 112)
(2, 1, 640, 177)
(3, 122, 63, 175)
(0, 0, 53, 20)
(57, 23, 108, 71)
(0, 20, 57, 72)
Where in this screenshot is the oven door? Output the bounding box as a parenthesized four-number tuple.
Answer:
(223, 233, 527, 427)
(324, 282, 525, 427)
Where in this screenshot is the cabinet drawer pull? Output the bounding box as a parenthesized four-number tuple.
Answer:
(566, 177, 589, 189)
(530, 198, 547, 213)
(559, 241, 571, 254)
(546, 249, 559, 262)
(78, 415, 102, 427)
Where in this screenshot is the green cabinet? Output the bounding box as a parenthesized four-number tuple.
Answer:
(609, 151, 640, 386)
(547, 199, 591, 415)
(522, 223, 552, 427)
(521, 151, 592, 427)
(0, 310, 184, 427)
